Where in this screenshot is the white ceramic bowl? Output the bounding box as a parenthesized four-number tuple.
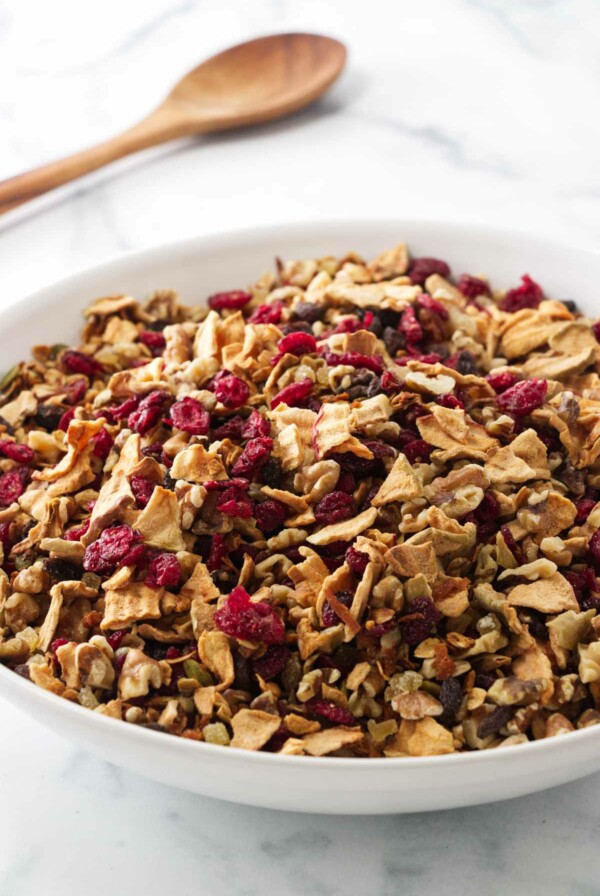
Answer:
(2, 219, 600, 815)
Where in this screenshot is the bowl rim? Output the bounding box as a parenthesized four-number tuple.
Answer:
(2, 216, 600, 771)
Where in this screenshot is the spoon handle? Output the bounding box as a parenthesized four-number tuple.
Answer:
(0, 107, 189, 216)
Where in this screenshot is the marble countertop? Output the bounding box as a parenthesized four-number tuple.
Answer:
(1, 0, 599, 892)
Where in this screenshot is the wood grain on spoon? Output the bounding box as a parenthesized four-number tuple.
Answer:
(0, 33, 346, 216)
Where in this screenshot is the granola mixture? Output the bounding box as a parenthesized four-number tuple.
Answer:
(2, 245, 600, 757)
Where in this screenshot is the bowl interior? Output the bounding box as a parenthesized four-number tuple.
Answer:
(3, 219, 599, 369)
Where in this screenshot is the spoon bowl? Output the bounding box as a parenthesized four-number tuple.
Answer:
(0, 33, 347, 215)
(164, 33, 347, 131)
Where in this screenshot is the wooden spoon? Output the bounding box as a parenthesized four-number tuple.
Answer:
(0, 33, 346, 216)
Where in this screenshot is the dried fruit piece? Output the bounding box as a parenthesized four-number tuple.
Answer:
(314, 491, 355, 524)
(145, 552, 180, 589)
(497, 378, 547, 417)
(208, 290, 252, 311)
(0, 440, 34, 464)
(408, 257, 450, 285)
(60, 350, 103, 377)
(270, 378, 313, 409)
(231, 437, 274, 478)
(278, 332, 317, 356)
(0, 467, 29, 506)
(214, 586, 285, 644)
(457, 275, 490, 299)
(167, 396, 210, 435)
(499, 275, 544, 312)
(213, 372, 250, 409)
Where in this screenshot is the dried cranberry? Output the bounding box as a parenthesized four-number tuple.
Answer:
(396, 352, 443, 366)
(107, 629, 128, 650)
(128, 391, 171, 435)
(500, 525, 523, 563)
(0, 520, 13, 555)
(399, 306, 423, 344)
(131, 475, 156, 508)
(589, 530, 600, 566)
(212, 416, 245, 440)
(252, 645, 289, 680)
(213, 372, 250, 409)
(138, 329, 166, 352)
(457, 275, 491, 299)
(331, 317, 362, 335)
(576, 495, 597, 525)
(91, 428, 113, 461)
(306, 698, 355, 727)
(146, 552, 180, 589)
(499, 275, 543, 312)
(278, 332, 317, 356)
(403, 440, 432, 464)
(0, 467, 28, 506)
(593, 322, 600, 344)
(486, 370, 521, 393)
(166, 396, 209, 435)
(61, 350, 103, 377)
(64, 378, 87, 404)
(409, 257, 450, 285)
(345, 547, 369, 576)
(254, 499, 288, 532)
(0, 440, 33, 464)
(214, 585, 285, 644)
(380, 370, 402, 395)
(206, 534, 227, 572)
(83, 525, 141, 574)
(322, 351, 384, 374)
(337, 470, 356, 494)
(416, 293, 449, 320)
(203, 478, 249, 492)
(476, 491, 500, 522)
(435, 394, 464, 410)
(58, 408, 76, 432)
(314, 491, 355, 524)
(322, 589, 353, 627)
(231, 437, 273, 478)
(64, 519, 90, 542)
(208, 290, 252, 311)
(497, 378, 547, 417)
(270, 378, 313, 409)
(216, 486, 254, 519)
(248, 301, 284, 325)
(105, 396, 140, 422)
(400, 597, 441, 646)
(241, 410, 270, 440)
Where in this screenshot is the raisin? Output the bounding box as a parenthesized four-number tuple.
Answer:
(383, 326, 405, 356)
(43, 558, 81, 582)
(33, 405, 65, 432)
(439, 677, 463, 726)
(292, 301, 324, 323)
(477, 705, 514, 739)
(400, 597, 441, 646)
(260, 456, 283, 489)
